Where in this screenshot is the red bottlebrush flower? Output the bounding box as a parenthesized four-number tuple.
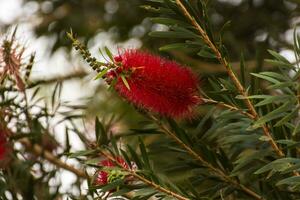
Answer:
(101, 159, 115, 167)
(95, 171, 109, 185)
(112, 50, 201, 119)
(94, 157, 129, 186)
(100, 157, 128, 169)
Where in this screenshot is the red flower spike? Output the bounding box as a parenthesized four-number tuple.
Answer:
(101, 159, 115, 167)
(114, 55, 122, 63)
(113, 50, 201, 119)
(95, 171, 109, 185)
(94, 157, 129, 186)
(116, 157, 128, 169)
(100, 157, 128, 169)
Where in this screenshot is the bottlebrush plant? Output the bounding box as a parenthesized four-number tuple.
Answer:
(2, 0, 300, 200)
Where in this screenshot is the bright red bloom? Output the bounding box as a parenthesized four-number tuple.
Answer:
(100, 159, 114, 167)
(112, 50, 201, 119)
(94, 157, 128, 186)
(95, 171, 109, 185)
(100, 157, 128, 169)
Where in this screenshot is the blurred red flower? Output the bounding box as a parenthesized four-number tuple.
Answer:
(0, 133, 6, 161)
(0, 128, 11, 168)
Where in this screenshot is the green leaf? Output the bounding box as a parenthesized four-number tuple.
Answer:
(51, 82, 62, 109)
(167, 118, 192, 146)
(276, 176, 300, 186)
(222, 134, 260, 145)
(268, 50, 290, 64)
(252, 101, 292, 128)
(111, 135, 120, 155)
(95, 117, 108, 145)
(85, 158, 101, 167)
(265, 59, 293, 68)
(232, 149, 271, 174)
(267, 82, 295, 90)
(94, 68, 109, 80)
(277, 139, 300, 149)
(121, 74, 130, 90)
(68, 149, 96, 158)
(208, 78, 232, 103)
(197, 48, 216, 58)
(254, 95, 290, 107)
(293, 122, 300, 136)
(104, 46, 114, 61)
(236, 94, 271, 99)
(259, 71, 290, 81)
(159, 43, 190, 51)
(139, 138, 151, 170)
(251, 73, 280, 84)
(274, 107, 298, 127)
(100, 180, 124, 192)
(127, 145, 143, 169)
(255, 158, 300, 174)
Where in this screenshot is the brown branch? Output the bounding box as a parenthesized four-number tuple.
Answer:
(175, 0, 285, 158)
(27, 70, 88, 88)
(149, 115, 263, 200)
(19, 138, 87, 178)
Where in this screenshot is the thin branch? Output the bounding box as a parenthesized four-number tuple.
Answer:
(19, 138, 87, 178)
(99, 150, 189, 200)
(202, 98, 255, 119)
(149, 115, 263, 200)
(175, 0, 285, 158)
(27, 70, 88, 88)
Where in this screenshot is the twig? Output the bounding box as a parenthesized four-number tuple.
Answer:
(27, 70, 87, 88)
(19, 138, 87, 178)
(202, 98, 255, 119)
(175, 0, 285, 158)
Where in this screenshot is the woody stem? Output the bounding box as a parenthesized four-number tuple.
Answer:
(19, 138, 87, 178)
